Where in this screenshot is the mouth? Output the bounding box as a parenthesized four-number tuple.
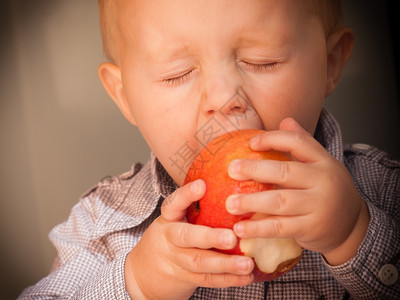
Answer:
(170, 93, 264, 185)
(196, 115, 264, 147)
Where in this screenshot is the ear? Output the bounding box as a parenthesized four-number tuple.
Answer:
(98, 62, 137, 125)
(325, 27, 354, 97)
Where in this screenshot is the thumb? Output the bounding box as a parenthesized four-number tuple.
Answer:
(279, 117, 310, 135)
(161, 179, 206, 222)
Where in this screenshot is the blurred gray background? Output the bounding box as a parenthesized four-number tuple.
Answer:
(1, 1, 399, 299)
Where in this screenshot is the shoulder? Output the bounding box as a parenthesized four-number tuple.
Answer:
(344, 143, 400, 211)
(74, 161, 160, 238)
(344, 143, 400, 175)
(344, 144, 400, 176)
(80, 162, 146, 202)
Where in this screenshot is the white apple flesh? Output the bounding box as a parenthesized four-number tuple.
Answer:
(240, 237, 302, 274)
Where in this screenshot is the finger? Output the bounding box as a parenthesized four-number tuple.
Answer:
(226, 189, 313, 216)
(174, 248, 254, 276)
(161, 179, 206, 222)
(233, 215, 305, 239)
(190, 272, 254, 289)
(228, 159, 316, 189)
(279, 117, 310, 134)
(166, 223, 238, 250)
(249, 128, 327, 163)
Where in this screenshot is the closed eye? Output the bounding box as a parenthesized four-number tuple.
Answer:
(241, 61, 278, 72)
(162, 69, 194, 86)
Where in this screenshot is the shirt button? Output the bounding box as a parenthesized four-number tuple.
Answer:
(378, 264, 398, 286)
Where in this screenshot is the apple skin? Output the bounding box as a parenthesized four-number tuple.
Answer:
(184, 129, 302, 282)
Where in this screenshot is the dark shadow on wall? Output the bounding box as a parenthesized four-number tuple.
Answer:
(1, 2, 59, 300)
(387, 0, 400, 94)
(325, 1, 400, 159)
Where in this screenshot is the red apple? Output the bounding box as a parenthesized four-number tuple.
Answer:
(184, 129, 302, 281)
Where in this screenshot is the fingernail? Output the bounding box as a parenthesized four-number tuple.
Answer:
(238, 257, 251, 271)
(250, 136, 260, 148)
(234, 223, 244, 236)
(228, 160, 241, 178)
(226, 195, 239, 213)
(220, 231, 235, 248)
(190, 179, 205, 194)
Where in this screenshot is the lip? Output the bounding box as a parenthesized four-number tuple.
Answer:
(196, 109, 264, 146)
(170, 98, 264, 186)
(196, 120, 264, 145)
(193, 127, 266, 166)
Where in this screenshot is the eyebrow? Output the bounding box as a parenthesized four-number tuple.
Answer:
(142, 22, 296, 65)
(146, 42, 193, 64)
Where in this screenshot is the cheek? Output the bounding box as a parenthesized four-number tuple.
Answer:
(124, 75, 176, 133)
(250, 55, 327, 133)
(124, 88, 199, 185)
(292, 57, 327, 132)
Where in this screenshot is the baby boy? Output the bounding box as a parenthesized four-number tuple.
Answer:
(19, 1, 399, 299)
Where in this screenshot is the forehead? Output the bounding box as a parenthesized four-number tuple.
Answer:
(113, 0, 320, 62)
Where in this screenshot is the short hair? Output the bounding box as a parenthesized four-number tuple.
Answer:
(98, 0, 118, 62)
(98, 0, 343, 63)
(307, 0, 343, 35)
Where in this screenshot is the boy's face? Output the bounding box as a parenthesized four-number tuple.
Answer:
(108, 0, 331, 186)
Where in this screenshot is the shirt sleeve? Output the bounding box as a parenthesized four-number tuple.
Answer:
(326, 201, 400, 299)
(325, 151, 400, 299)
(74, 251, 131, 299)
(18, 162, 158, 299)
(17, 197, 133, 299)
(18, 250, 131, 300)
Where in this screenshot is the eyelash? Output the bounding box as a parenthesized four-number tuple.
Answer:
(242, 61, 278, 72)
(163, 70, 193, 86)
(162, 61, 278, 86)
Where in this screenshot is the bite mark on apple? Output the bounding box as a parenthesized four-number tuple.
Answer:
(240, 237, 303, 274)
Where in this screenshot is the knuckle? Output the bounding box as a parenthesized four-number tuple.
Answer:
(192, 253, 204, 270)
(203, 273, 214, 287)
(222, 273, 232, 285)
(277, 161, 290, 183)
(271, 218, 283, 236)
(252, 221, 264, 236)
(218, 256, 229, 271)
(244, 160, 258, 177)
(273, 191, 287, 211)
(178, 224, 190, 245)
(167, 190, 179, 206)
(250, 160, 258, 175)
(161, 190, 178, 218)
(203, 228, 214, 246)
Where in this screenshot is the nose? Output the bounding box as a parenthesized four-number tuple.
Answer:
(200, 70, 259, 132)
(201, 73, 247, 117)
(194, 68, 263, 152)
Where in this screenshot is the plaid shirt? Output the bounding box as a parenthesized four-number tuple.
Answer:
(18, 109, 400, 299)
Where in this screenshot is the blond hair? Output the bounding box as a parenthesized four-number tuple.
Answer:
(307, 0, 343, 35)
(98, 0, 343, 63)
(98, 0, 118, 62)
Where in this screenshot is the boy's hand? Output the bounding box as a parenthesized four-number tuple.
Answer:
(125, 180, 254, 300)
(226, 118, 370, 266)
